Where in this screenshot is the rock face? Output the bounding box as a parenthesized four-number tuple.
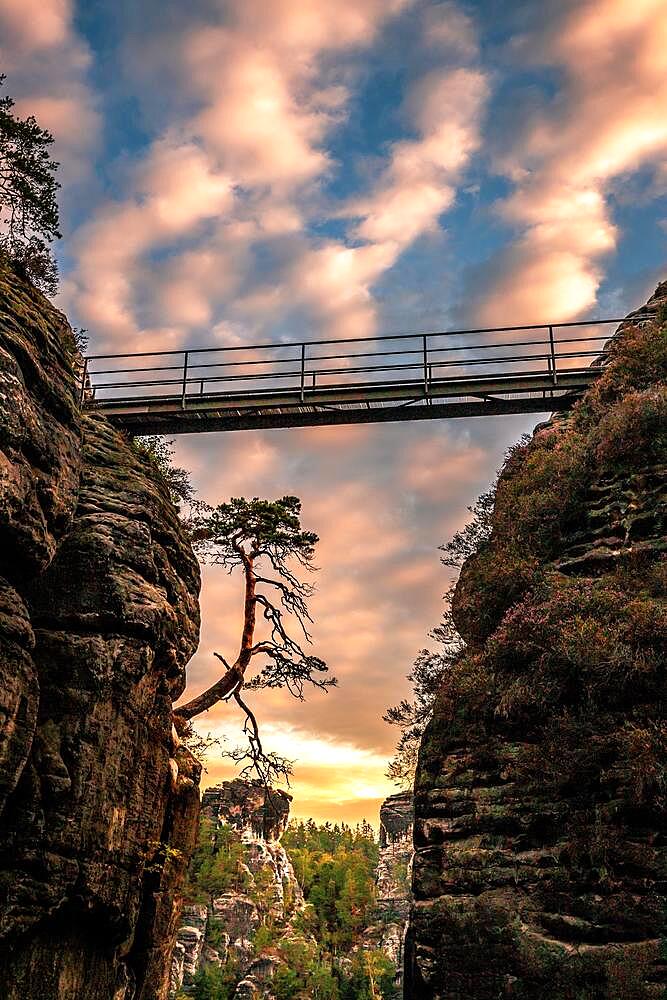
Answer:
(406, 285, 667, 999)
(363, 791, 413, 995)
(0, 262, 202, 999)
(201, 778, 292, 841)
(171, 779, 303, 997)
(170, 904, 209, 995)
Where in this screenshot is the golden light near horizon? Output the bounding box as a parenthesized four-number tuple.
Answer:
(198, 719, 396, 827)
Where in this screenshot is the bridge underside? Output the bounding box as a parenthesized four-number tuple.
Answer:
(89, 369, 597, 435)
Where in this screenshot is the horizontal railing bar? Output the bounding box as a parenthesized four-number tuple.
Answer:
(90, 363, 187, 377)
(87, 332, 610, 380)
(91, 368, 595, 406)
(83, 317, 624, 361)
(90, 349, 601, 394)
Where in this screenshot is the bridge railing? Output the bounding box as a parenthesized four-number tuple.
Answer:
(80, 319, 622, 407)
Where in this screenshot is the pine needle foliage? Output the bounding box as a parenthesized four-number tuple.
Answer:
(0, 76, 61, 295)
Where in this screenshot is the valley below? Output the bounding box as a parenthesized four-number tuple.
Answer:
(170, 780, 413, 1000)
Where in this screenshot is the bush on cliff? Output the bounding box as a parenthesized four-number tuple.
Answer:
(454, 316, 667, 644)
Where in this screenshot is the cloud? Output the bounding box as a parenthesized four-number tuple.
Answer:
(422, 1, 479, 59)
(185, 31, 333, 189)
(65, 0, 421, 349)
(266, 30, 489, 340)
(66, 140, 235, 347)
(401, 433, 488, 500)
(0, 0, 70, 53)
(352, 69, 488, 247)
(181, 0, 414, 192)
(0, 0, 100, 182)
(470, 0, 667, 324)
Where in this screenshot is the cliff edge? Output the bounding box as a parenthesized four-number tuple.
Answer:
(406, 284, 667, 998)
(0, 262, 202, 999)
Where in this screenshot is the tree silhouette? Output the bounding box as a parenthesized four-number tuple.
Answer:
(0, 75, 61, 295)
(175, 496, 335, 784)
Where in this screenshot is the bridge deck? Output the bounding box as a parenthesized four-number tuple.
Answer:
(81, 319, 618, 435)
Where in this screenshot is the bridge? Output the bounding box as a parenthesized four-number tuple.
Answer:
(81, 319, 621, 435)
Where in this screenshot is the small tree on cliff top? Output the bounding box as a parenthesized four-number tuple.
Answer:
(0, 76, 61, 295)
(175, 496, 335, 784)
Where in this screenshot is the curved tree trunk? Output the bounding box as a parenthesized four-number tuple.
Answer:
(175, 556, 256, 721)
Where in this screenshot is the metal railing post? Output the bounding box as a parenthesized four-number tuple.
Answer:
(423, 335, 429, 395)
(79, 356, 89, 405)
(300, 343, 306, 402)
(548, 325, 558, 385)
(181, 351, 189, 408)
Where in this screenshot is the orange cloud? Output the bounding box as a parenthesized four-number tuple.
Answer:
(401, 433, 488, 500)
(0, 0, 70, 53)
(68, 141, 235, 348)
(186, 34, 332, 189)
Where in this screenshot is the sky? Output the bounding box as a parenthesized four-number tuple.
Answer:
(1, 0, 666, 826)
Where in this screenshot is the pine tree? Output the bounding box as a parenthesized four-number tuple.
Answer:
(0, 76, 61, 295)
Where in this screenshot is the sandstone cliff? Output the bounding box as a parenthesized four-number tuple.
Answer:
(0, 262, 202, 999)
(406, 285, 667, 998)
(171, 779, 303, 998)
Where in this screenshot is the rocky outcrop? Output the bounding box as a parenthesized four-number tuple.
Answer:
(171, 779, 302, 997)
(201, 778, 292, 842)
(0, 262, 202, 999)
(406, 284, 667, 999)
(170, 904, 208, 995)
(234, 954, 283, 998)
(362, 791, 413, 995)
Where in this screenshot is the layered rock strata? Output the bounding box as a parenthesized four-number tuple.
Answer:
(0, 262, 201, 999)
(406, 285, 667, 999)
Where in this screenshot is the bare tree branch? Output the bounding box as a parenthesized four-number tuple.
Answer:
(225, 687, 294, 787)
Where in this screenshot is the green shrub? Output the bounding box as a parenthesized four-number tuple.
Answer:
(191, 962, 240, 1000)
(594, 387, 667, 467)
